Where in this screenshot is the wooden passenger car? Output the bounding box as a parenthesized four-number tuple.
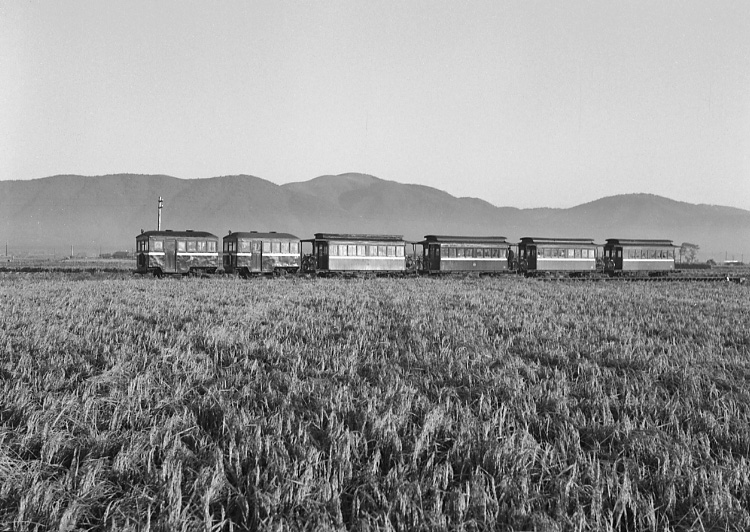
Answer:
(223, 231, 301, 276)
(517, 237, 597, 275)
(306, 233, 406, 273)
(602, 238, 676, 276)
(420, 235, 512, 273)
(135, 230, 219, 276)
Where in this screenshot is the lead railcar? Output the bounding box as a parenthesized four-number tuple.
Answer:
(602, 238, 676, 276)
(517, 237, 598, 276)
(135, 230, 219, 276)
(223, 231, 301, 276)
(305, 233, 406, 273)
(420, 235, 512, 273)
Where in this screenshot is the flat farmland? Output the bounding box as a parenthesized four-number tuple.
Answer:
(1, 275, 749, 530)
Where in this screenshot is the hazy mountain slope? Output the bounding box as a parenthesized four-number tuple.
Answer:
(1, 174, 748, 261)
(283, 173, 524, 238)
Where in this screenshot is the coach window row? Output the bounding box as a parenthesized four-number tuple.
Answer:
(137, 240, 164, 252)
(262, 241, 299, 254)
(328, 244, 405, 257)
(538, 248, 595, 258)
(442, 247, 508, 259)
(224, 241, 299, 254)
(627, 249, 674, 259)
(177, 241, 217, 252)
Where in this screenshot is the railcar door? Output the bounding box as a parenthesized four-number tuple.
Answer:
(430, 244, 441, 271)
(252, 241, 262, 272)
(164, 239, 177, 273)
(528, 246, 537, 270)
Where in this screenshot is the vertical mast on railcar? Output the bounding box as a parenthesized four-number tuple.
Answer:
(157, 196, 163, 231)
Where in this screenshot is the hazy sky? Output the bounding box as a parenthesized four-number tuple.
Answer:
(1, 1, 749, 209)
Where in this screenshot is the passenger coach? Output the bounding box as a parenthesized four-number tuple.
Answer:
(603, 239, 676, 276)
(420, 235, 512, 273)
(517, 237, 597, 275)
(135, 230, 219, 276)
(306, 233, 406, 273)
(223, 231, 301, 276)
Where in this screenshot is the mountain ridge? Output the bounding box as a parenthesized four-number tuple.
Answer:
(1, 173, 748, 261)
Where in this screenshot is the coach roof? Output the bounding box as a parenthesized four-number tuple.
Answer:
(421, 235, 508, 244)
(605, 238, 675, 247)
(138, 230, 217, 239)
(312, 233, 404, 242)
(225, 232, 299, 240)
(520, 237, 596, 245)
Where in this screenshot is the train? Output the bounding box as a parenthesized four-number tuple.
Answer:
(135, 229, 680, 278)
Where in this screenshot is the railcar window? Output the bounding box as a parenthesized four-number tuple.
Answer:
(187, 241, 196, 252)
(345, 245, 355, 256)
(262, 242, 271, 253)
(330, 244, 338, 256)
(385, 246, 394, 256)
(271, 242, 279, 254)
(397, 246, 404, 257)
(447, 248, 455, 258)
(239, 241, 251, 252)
(378, 246, 386, 257)
(153, 241, 163, 251)
(456, 248, 464, 258)
(197, 241, 206, 252)
(177, 241, 185, 252)
(366, 245, 376, 256)
(291, 243, 299, 254)
(281, 242, 289, 253)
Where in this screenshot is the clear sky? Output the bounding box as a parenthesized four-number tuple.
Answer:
(1, 1, 748, 209)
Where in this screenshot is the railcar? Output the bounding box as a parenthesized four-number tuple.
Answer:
(223, 231, 301, 276)
(135, 230, 219, 276)
(602, 239, 676, 276)
(517, 237, 597, 275)
(305, 233, 406, 273)
(420, 235, 512, 273)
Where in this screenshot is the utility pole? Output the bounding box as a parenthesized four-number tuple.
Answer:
(157, 196, 163, 231)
